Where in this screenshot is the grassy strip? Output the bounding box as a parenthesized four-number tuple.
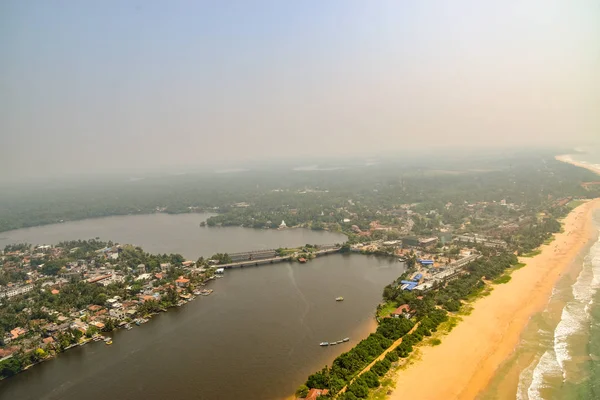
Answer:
(377, 302, 398, 319)
(521, 249, 541, 257)
(492, 275, 511, 284)
(567, 199, 586, 210)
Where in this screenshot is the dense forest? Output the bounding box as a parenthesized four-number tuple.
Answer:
(1, 152, 597, 233)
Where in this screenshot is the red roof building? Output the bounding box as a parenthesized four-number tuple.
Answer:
(42, 337, 55, 345)
(392, 304, 411, 317)
(305, 388, 329, 400)
(175, 276, 190, 288)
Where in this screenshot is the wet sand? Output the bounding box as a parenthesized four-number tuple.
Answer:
(389, 177, 600, 398)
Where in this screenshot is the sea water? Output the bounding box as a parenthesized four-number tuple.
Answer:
(509, 212, 600, 400)
(479, 149, 600, 400)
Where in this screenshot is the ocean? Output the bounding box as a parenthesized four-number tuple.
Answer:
(519, 217, 600, 400)
(480, 149, 600, 400)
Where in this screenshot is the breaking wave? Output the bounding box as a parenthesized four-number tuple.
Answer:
(523, 234, 600, 398)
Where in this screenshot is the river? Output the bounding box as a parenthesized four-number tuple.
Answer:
(0, 213, 346, 259)
(0, 215, 404, 400)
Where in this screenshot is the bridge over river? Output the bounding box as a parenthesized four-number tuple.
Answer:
(218, 245, 341, 269)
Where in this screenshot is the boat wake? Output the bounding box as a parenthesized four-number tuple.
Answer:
(286, 264, 312, 356)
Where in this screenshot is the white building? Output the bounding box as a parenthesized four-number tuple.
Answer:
(0, 284, 34, 299)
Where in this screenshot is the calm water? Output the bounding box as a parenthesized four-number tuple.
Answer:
(0, 254, 403, 400)
(0, 213, 346, 259)
(0, 215, 400, 400)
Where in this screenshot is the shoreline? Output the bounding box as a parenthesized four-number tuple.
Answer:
(385, 156, 600, 400)
(555, 154, 600, 176)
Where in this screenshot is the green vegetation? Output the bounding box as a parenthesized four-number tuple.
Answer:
(299, 249, 525, 398)
(1, 154, 598, 236)
(430, 338, 442, 346)
(512, 262, 527, 270)
(567, 199, 586, 209)
(492, 275, 512, 284)
(3, 152, 596, 387)
(376, 302, 398, 319)
(304, 318, 415, 394)
(0, 239, 223, 378)
(522, 249, 542, 257)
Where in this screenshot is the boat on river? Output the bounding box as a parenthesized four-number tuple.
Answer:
(335, 297, 344, 301)
(336, 340, 343, 344)
(343, 337, 350, 342)
(319, 342, 329, 347)
(330, 342, 337, 346)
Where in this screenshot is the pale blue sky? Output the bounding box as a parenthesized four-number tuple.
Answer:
(1, 1, 599, 178)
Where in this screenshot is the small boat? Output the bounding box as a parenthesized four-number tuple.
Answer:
(330, 342, 337, 346)
(125, 324, 132, 330)
(336, 297, 344, 301)
(343, 337, 350, 342)
(105, 340, 113, 345)
(319, 342, 329, 347)
(337, 340, 344, 344)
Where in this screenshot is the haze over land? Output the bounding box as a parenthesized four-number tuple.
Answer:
(1, 1, 599, 181)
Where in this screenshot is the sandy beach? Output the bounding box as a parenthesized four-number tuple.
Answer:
(556, 154, 600, 176)
(388, 157, 600, 400)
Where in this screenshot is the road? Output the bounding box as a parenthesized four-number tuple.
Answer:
(337, 321, 420, 396)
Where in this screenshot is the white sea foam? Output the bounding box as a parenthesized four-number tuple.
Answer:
(527, 232, 600, 396)
(527, 350, 562, 400)
(553, 238, 600, 379)
(553, 305, 582, 378)
(517, 357, 538, 400)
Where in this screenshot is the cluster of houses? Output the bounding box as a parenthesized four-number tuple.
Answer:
(0, 242, 219, 363)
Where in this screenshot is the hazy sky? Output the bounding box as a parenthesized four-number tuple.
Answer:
(1, 1, 599, 178)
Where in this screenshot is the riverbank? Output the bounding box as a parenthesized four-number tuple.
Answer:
(387, 197, 600, 400)
(0, 254, 403, 400)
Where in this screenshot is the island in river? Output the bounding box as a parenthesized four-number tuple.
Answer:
(0, 213, 346, 260)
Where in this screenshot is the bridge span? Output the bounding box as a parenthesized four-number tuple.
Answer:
(218, 247, 341, 269)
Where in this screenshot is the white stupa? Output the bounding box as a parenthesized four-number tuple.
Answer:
(279, 220, 287, 229)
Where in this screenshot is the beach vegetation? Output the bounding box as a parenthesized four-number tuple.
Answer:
(492, 275, 511, 284)
(521, 249, 541, 257)
(567, 199, 586, 209)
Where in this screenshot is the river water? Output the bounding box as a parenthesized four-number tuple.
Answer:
(0, 213, 346, 260)
(0, 215, 403, 400)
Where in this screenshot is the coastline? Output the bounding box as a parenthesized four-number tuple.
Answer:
(385, 155, 600, 400)
(555, 154, 600, 175)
